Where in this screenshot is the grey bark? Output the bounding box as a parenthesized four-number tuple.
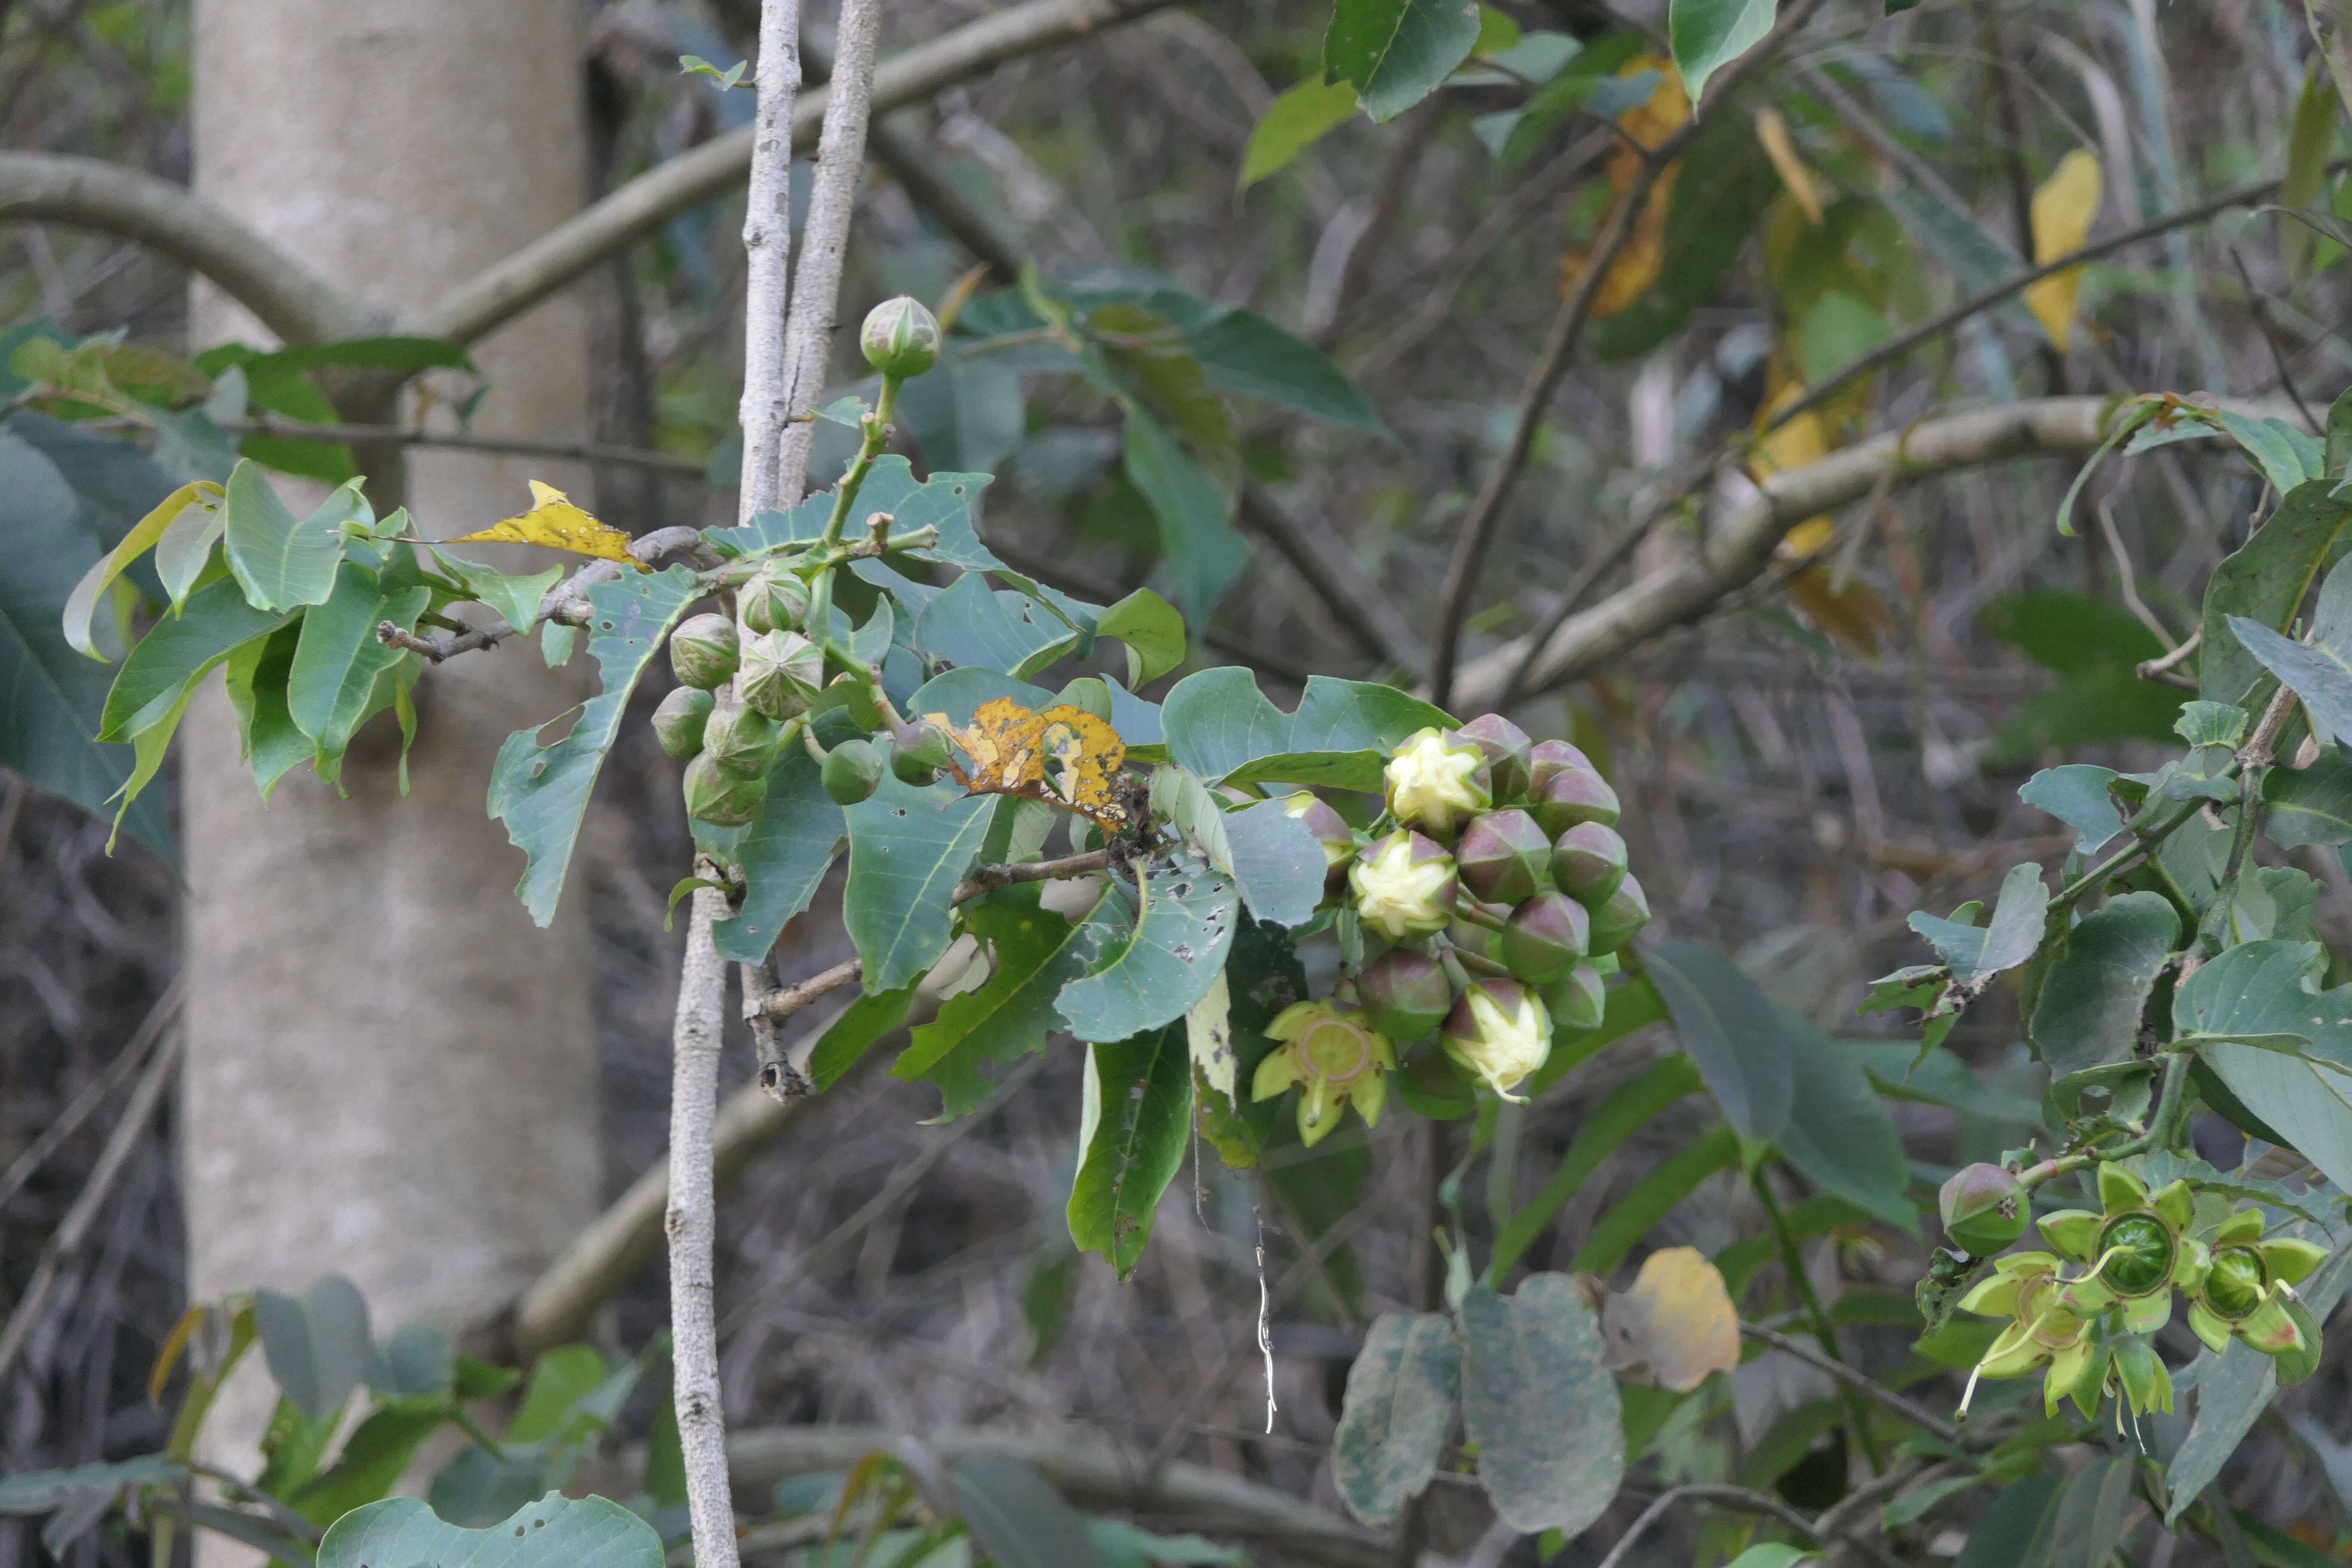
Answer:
(182, 0, 600, 1535)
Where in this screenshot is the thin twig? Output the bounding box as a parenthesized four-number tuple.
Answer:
(0, 975, 180, 1217)
(1739, 1322, 1965, 1446)
(2230, 248, 2318, 432)
(1593, 1485, 1826, 1568)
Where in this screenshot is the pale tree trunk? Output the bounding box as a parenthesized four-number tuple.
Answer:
(181, 0, 601, 1522)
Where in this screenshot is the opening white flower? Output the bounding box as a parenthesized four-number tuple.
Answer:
(1383, 727, 1491, 839)
(1349, 830, 1457, 939)
(1441, 978, 1551, 1100)
(1251, 1001, 1395, 1146)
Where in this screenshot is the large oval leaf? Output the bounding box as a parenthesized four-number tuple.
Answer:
(1459, 1274, 1624, 1535)
(316, 1491, 661, 1568)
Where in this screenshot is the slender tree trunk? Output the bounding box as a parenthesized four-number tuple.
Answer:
(182, 0, 599, 1522)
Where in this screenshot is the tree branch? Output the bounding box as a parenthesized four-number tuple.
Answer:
(1739, 1322, 1964, 1446)
(0, 152, 375, 344)
(666, 884, 740, 1568)
(1237, 484, 1426, 677)
(410, 0, 1182, 349)
(735, 0, 803, 521)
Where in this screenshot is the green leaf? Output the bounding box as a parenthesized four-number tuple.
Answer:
(1458, 1274, 1625, 1535)
(436, 554, 563, 637)
(288, 561, 430, 777)
(1331, 1312, 1461, 1526)
(487, 566, 701, 925)
(222, 460, 358, 612)
(2018, 764, 2125, 855)
(952, 1458, 1108, 1568)
(895, 887, 1110, 1117)
(807, 983, 917, 1090)
(1123, 403, 1247, 624)
(0, 429, 171, 855)
(711, 749, 844, 963)
(1161, 668, 1452, 785)
(253, 1276, 374, 1423)
(1055, 855, 1241, 1042)
(910, 573, 1078, 680)
(843, 774, 998, 991)
(1528, 972, 1666, 1094)
(1669, 0, 1776, 101)
(1092, 588, 1186, 686)
(2232, 611, 2352, 741)
(2027, 892, 2177, 1075)
(711, 456, 1000, 570)
(61, 481, 213, 660)
(2265, 745, 2352, 845)
(1722, 1547, 1816, 1568)
(1772, 1006, 1916, 1232)
(2176, 940, 2352, 1189)
(1068, 1023, 1194, 1277)
(900, 349, 1027, 475)
(1491, 1055, 1700, 1283)
(2217, 410, 2325, 494)
(98, 573, 293, 741)
(1084, 1519, 1245, 1568)
(1221, 797, 1328, 928)
(1643, 941, 1794, 1142)
(1163, 301, 1385, 434)
(1240, 78, 1362, 188)
(1571, 1128, 1739, 1275)
(1954, 1475, 2061, 1568)
(2201, 478, 2352, 710)
(316, 1492, 662, 1568)
(1906, 862, 2049, 990)
(0, 1456, 187, 1514)
(287, 1402, 450, 1525)
(1326, 0, 1483, 121)
(1796, 292, 1888, 385)
(2036, 1456, 2136, 1568)
(223, 622, 316, 801)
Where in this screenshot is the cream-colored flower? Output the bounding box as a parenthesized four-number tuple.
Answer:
(1349, 830, 1457, 939)
(1383, 728, 1490, 839)
(1440, 978, 1551, 1100)
(1251, 1001, 1395, 1147)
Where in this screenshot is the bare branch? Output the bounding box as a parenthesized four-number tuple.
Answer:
(1238, 484, 1426, 677)
(1739, 1322, 1965, 1446)
(0, 152, 374, 344)
(735, 0, 802, 521)
(412, 0, 1183, 349)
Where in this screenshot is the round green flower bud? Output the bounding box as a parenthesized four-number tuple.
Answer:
(1526, 738, 1597, 794)
(1384, 727, 1493, 840)
(1499, 891, 1590, 987)
(702, 688, 779, 778)
(683, 750, 766, 827)
(1529, 763, 1620, 837)
(669, 612, 740, 690)
(1455, 714, 1534, 802)
(652, 686, 715, 761)
(1938, 1164, 2027, 1256)
(821, 737, 887, 805)
(740, 564, 812, 635)
(861, 295, 943, 378)
(1357, 948, 1455, 1043)
(2097, 1213, 2177, 1298)
(738, 629, 824, 721)
(1350, 830, 1458, 940)
(2203, 1246, 2268, 1321)
(1552, 822, 1628, 907)
(1456, 808, 1553, 906)
(1586, 874, 1650, 954)
(1545, 963, 1606, 1032)
(890, 720, 953, 786)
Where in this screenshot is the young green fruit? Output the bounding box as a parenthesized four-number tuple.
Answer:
(1551, 821, 1628, 906)
(1455, 808, 1552, 906)
(822, 737, 887, 805)
(740, 564, 812, 634)
(1586, 874, 1649, 953)
(1455, 714, 1534, 802)
(861, 295, 943, 378)
(1939, 1164, 2027, 1255)
(891, 720, 954, 786)
(683, 750, 766, 827)
(669, 612, 740, 689)
(651, 686, 715, 761)
(701, 688, 778, 777)
(738, 630, 824, 721)
(1499, 891, 1590, 987)
(1356, 948, 1455, 1043)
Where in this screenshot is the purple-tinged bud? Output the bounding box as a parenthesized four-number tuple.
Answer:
(1527, 738, 1597, 794)
(1587, 874, 1649, 954)
(890, 720, 954, 786)
(1552, 822, 1629, 907)
(1529, 765, 1620, 837)
(1283, 791, 1359, 895)
(1350, 830, 1459, 940)
(1357, 949, 1455, 1043)
(1500, 891, 1590, 986)
(1456, 808, 1553, 906)
(1455, 714, 1534, 802)
(1939, 1164, 2028, 1256)
(1546, 963, 1606, 1032)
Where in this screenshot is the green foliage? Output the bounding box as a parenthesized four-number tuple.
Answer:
(1323, 0, 1482, 122)
(1330, 1312, 1459, 1525)
(1643, 940, 1792, 1142)
(1067, 1023, 1193, 1277)
(1458, 1274, 1624, 1534)
(317, 1493, 662, 1568)
(1055, 858, 1240, 1042)
(1667, 0, 1777, 102)
(1240, 78, 1363, 187)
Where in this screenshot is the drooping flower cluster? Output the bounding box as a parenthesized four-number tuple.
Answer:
(1953, 1162, 2324, 1422)
(1253, 713, 1650, 1138)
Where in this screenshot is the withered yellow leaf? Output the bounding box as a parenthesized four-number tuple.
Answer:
(1754, 108, 1824, 225)
(1036, 704, 1127, 821)
(2024, 149, 2102, 351)
(1596, 1246, 1741, 1393)
(925, 697, 1128, 829)
(447, 480, 642, 567)
(1563, 58, 1690, 317)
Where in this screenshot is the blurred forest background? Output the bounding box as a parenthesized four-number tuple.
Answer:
(5, 0, 2350, 1564)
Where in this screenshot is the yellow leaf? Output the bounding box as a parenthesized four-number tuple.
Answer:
(1562, 59, 1691, 316)
(926, 697, 1130, 830)
(1754, 108, 1823, 225)
(447, 480, 641, 566)
(2023, 149, 2102, 351)
(1596, 1246, 1742, 1393)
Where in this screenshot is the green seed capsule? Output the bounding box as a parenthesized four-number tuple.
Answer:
(822, 737, 887, 805)
(651, 686, 714, 761)
(683, 750, 766, 827)
(701, 689, 779, 778)
(1586, 875, 1649, 954)
(1939, 1164, 2027, 1255)
(861, 296, 943, 378)
(669, 612, 740, 689)
(2098, 1213, 2177, 1298)
(2203, 1247, 2267, 1320)
(740, 564, 812, 635)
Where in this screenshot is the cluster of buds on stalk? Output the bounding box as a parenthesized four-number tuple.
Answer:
(1948, 1161, 2325, 1423)
(660, 297, 952, 829)
(1253, 713, 1649, 1135)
